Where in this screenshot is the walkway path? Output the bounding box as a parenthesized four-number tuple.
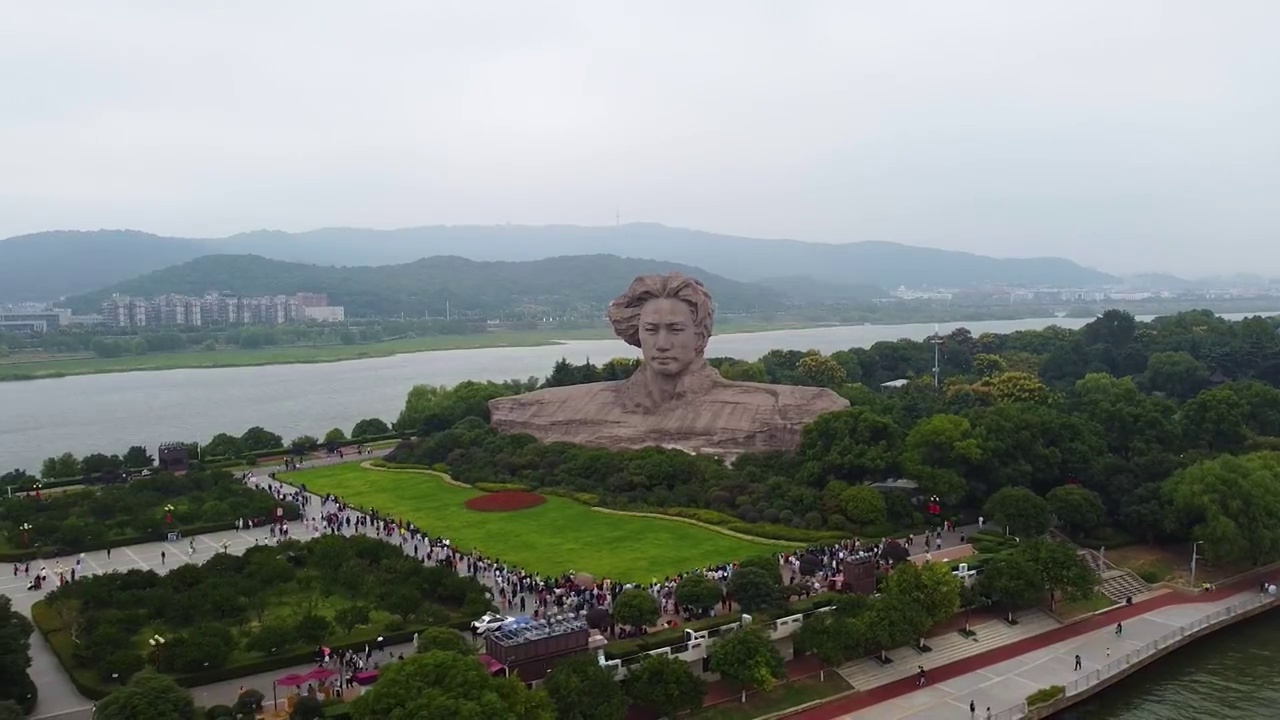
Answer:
(787, 574, 1277, 720)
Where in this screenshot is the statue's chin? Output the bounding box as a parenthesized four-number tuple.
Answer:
(648, 364, 688, 377)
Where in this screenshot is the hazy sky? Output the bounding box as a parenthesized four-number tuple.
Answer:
(2, 1, 1277, 276)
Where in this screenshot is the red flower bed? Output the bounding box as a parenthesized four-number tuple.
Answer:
(464, 491, 547, 512)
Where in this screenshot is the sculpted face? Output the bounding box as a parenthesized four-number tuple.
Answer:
(639, 297, 701, 376)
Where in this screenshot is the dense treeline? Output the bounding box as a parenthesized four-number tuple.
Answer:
(64, 253, 787, 318)
(388, 310, 1280, 564)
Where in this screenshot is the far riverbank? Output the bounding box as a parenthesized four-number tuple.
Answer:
(0, 312, 1037, 383)
(6, 300, 1279, 382)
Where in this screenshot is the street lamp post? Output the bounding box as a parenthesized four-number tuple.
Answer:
(164, 504, 175, 529)
(32, 481, 42, 500)
(149, 634, 166, 667)
(1191, 540, 1205, 586)
(19, 523, 32, 547)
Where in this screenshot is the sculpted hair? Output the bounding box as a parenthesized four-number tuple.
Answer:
(607, 273, 715, 350)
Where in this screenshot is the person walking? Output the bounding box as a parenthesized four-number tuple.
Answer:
(1115, 621, 1123, 636)
(1074, 654, 1082, 671)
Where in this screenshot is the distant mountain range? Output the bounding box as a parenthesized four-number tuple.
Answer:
(0, 224, 1123, 304)
(63, 254, 809, 318)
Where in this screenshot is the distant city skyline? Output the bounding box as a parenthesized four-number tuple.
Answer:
(2, 2, 1278, 277)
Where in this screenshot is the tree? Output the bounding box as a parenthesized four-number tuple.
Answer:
(1082, 308, 1137, 351)
(1018, 540, 1096, 609)
(121, 445, 154, 469)
(983, 487, 1052, 538)
(1179, 386, 1251, 452)
(796, 354, 847, 389)
(351, 651, 553, 720)
(290, 435, 320, 454)
(623, 655, 707, 720)
(334, 604, 372, 636)
(1143, 351, 1209, 400)
(792, 612, 862, 680)
(859, 594, 919, 664)
(973, 353, 1007, 379)
(985, 371, 1053, 405)
(80, 452, 124, 475)
(542, 653, 625, 720)
(415, 627, 473, 656)
(240, 426, 284, 452)
(1045, 485, 1106, 535)
(0, 701, 23, 720)
(901, 414, 982, 505)
(351, 417, 392, 438)
(736, 555, 783, 587)
(612, 588, 660, 629)
(883, 561, 962, 629)
(0, 596, 34, 710)
(202, 432, 245, 459)
(709, 627, 787, 702)
(323, 428, 347, 445)
(93, 670, 195, 720)
(840, 486, 887, 533)
(1165, 452, 1280, 566)
(799, 406, 904, 484)
(978, 554, 1044, 623)
(40, 451, 80, 480)
(290, 695, 325, 720)
(674, 574, 722, 617)
(726, 567, 780, 614)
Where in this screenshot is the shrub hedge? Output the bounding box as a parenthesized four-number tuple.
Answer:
(472, 482, 532, 493)
(30, 599, 475, 700)
(1025, 685, 1065, 708)
(659, 507, 849, 544)
(601, 591, 840, 660)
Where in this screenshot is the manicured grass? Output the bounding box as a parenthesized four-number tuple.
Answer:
(694, 676, 852, 719)
(291, 464, 778, 581)
(1054, 591, 1116, 620)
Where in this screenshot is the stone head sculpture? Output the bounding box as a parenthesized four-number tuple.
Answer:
(607, 274, 714, 377)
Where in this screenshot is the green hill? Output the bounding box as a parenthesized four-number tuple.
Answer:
(64, 254, 791, 318)
(1, 223, 1117, 303)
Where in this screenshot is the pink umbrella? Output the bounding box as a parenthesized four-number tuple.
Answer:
(275, 673, 311, 687)
(306, 668, 336, 682)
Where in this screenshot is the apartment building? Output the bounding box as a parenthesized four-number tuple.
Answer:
(101, 292, 339, 328)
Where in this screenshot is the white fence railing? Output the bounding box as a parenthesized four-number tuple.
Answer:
(988, 591, 1278, 720)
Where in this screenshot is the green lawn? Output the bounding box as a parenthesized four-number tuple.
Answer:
(290, 464, 778, 581)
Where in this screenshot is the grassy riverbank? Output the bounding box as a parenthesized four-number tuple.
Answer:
(0, 319, 830, 382)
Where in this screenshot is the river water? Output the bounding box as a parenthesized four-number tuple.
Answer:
(1057, 611, 1280, 719)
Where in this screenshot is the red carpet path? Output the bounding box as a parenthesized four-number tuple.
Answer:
(783, 572, 1273, 720)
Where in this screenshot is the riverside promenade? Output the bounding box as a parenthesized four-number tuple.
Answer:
(788, 576, 1279, 720)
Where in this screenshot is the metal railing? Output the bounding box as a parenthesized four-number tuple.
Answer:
(988, 591, 1277, 720)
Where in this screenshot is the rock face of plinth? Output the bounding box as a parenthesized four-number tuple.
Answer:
(488, 363, 849, 458)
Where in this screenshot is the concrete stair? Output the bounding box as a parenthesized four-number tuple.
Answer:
(835, 609, 1060, 691)
(1099, 569, 1151, 604)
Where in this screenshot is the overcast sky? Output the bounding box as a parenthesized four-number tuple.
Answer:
(1, 1, 1277, 276)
